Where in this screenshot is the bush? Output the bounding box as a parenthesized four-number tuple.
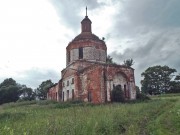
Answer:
(54, 102, 72, 109)
(136, 92, 150, 101)
(69, 100, 84, 104)
(112, 85, 125, 102)
(36, 100, 58, 105)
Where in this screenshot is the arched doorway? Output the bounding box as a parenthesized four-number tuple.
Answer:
(112, 72, 129, 99)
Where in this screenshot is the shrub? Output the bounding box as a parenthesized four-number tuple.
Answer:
(136, 92, 150, 101)
(112, 85, 125, 102)
(36, 100, 58, 105)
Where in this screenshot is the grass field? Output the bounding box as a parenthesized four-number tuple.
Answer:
(0, 94, 179, 135)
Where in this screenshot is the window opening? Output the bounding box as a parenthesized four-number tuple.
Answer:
(124, 85, 127, 98)
(68, 51, 70, 62)
(72, 78, 74, 84)
(72, 89, 74, 100)
(67, 90, 69, 100)
(63, 92, 64, 101)
(79, 47, 83, 59)
(88, 91, 92, 102)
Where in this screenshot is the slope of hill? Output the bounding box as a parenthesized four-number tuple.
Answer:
(0, 94, 179, 135)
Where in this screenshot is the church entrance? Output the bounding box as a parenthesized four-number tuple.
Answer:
(112, 72, 129, 99)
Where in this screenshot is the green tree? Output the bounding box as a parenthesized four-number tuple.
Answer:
(169, 81, 180, 93)
(0, 78, 16, 88)
(0, 78, 22, 104)
(36, 80, 54, 100)
(168, 74, 180, 93)
(141, 65, 176, 95)
(21, 85, 35, 101)
(175, 74, 180, 80)
(136, 85, 150, 100)
(136, 86, 140, 93)
(123, 58, 134, 67)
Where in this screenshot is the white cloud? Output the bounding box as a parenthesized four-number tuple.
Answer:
(0, 0, 72, 87)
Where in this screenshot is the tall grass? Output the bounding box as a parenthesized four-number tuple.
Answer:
(0, 95, 179, 135)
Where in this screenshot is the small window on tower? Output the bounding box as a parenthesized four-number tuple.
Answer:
(68, 51, 70, 62)
(79, 47, 83, 59)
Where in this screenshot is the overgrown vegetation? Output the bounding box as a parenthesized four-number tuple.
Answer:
(112, 85, 125, 102)
(123, 58, 134, 67)
(136, 86, 150, 101)
(0, 94, 179, 135)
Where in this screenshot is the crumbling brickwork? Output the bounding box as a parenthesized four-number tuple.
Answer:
(47, 83, 60, 101)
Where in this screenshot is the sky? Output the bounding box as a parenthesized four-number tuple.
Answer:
(0, 0, 180, 89)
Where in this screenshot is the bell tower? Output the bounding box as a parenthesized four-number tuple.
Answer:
(81, 7, 92, 33)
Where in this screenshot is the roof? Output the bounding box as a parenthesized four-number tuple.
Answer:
(73, 32, 102, 42)
(65, 60, 134, 71)
(81, 16, 92, 23)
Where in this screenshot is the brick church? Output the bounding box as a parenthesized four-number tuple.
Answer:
(47, 9, 136, 104)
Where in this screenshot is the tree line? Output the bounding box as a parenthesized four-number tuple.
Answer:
(0, 78, 54, 105)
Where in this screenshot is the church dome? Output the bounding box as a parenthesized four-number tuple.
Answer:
(73, 32, 102, 42)
(66, 8, 107, 66)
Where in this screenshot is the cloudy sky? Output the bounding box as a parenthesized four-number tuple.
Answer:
(0, 0, 180, 88)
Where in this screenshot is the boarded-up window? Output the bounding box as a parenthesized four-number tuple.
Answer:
(79, 47, 83, 59)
